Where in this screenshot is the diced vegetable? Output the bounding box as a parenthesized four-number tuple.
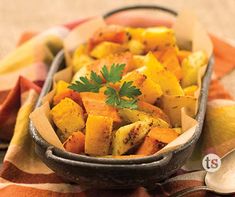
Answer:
(133, 55, 145, 69)
(90, 41, 127, 59)
(136, 127, 178, 155)
(122, 70, 163, 104)
(137, 101, 170, 124)
(144, 68, 184, 96)
(88, 25, 128, 51)
(87, 52, 134, 76)
(181, 51, 207, 87)
(160, 95, 197, 127)
(63, 131, 85, 154)
(112, 121, 151, 155)
(154, 47, 183, 80)
(72, 44, 94, 72)
(55, 80, 70, 94)
(85, 115, 113, 156)
(71, 65, 89, 83)
(118, 108, 170, 128)
(53, 80, 82, 106)
(50, 98, 85, 135)
(80, 92, 121, 123)
(127, 39, 145, 55)
(177, 50, 191, 64)
(143, 27, 176, 51)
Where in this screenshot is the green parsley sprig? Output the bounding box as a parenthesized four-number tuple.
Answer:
(68, 64, 142, 109)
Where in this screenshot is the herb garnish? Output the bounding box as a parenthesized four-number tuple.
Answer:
(69, 64, 141, 109)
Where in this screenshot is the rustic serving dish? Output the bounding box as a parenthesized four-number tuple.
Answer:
(29, 5, 214, 188)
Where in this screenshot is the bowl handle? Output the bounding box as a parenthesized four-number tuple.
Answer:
(103, 4, 177, 19)
(46, 146, 173, 168)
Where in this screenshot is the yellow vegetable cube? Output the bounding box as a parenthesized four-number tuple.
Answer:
(133, 55, 145, 69)
(127, 39, 145, 55)
(55, 80, 69, 95)
(143, 27, 176, 51)
(139, 78, 163, 104)
(144, 69, 184, 96)
(72, 44, 94, 72)
(90, 41, 126, 59)
(50, 98, 85, 135)
(181, 51, 208, 87)
(85, 115, 113, 156)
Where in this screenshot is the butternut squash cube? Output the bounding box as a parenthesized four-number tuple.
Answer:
(50, 98, 85, 136)
(85, 115, 113, 156)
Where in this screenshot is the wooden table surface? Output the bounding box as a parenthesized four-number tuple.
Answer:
(0, 0, 235, 164)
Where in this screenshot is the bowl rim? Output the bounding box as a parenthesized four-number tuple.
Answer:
(29, 5, 214, 165)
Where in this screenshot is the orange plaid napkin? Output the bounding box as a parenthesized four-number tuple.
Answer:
(0, 16, 234, 197)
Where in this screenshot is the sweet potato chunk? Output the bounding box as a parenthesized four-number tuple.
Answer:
(88, 25, 128, 51)
(50, 98, 85, 136)
(80, 92, 121, 123)
(63, 131, 85, 154)
(85, 115, 113, 156)
(112, 121, 151, 155)
(136, 127, 178, 155)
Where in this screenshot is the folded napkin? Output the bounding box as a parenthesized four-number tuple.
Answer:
(0, 15, 235, 197)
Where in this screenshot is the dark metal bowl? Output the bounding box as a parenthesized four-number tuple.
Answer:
(29, 5, 214, 188)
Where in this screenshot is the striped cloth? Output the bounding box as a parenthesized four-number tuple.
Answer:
(0, 15, 235, 197)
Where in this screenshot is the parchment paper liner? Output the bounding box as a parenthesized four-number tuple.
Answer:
(30, 10, 213, 157)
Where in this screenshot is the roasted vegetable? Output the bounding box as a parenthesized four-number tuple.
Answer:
(112, 121, 151, 155)
(50, 98, 85, 136)
(63, 131, 85, 154)
(127, 39, 145, 55)
(136, 127, 178, 155)
(72, 44, 94, 72)
(80, 92, 121, 123)
(53, 80, 82, 106)
(118, 108, 170, 128)
(87, 52, 134, 76)
(144, 69, 184, 96)
(85, 115, 113, 156)
(122, 70, 162, 104)
(90, 41, 127, 59)
(181, 51, 207, 87)
(88, 25, 128, 51)
(126, 27, 176, 51)
(137, 101, 170, 124)
(177, 50, 191, 64)
(153, 47, 183, 80)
